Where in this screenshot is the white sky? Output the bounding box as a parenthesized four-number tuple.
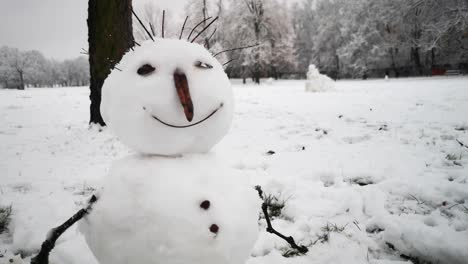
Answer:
(0, 0, 188, 60)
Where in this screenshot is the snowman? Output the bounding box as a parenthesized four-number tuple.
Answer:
(80, 39, 261, 264)
(305, 64, 334, 92)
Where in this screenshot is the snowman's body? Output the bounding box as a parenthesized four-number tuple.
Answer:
(81, 154, 260, 264)
(80, 39, 260, 264)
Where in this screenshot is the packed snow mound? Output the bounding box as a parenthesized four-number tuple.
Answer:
(101, 39, 234, 156)
(80, 154, 261, 264)
(305, 64, 334, 92)
(2, 78, 468, 264)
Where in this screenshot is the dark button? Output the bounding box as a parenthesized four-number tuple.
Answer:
(200, 200, 210, 210)
(209, 224, 219, 234)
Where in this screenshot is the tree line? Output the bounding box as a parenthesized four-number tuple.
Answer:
(136, 0, 468, 82)
(2, 0, 467, 90)
(0, 46, 89, 89)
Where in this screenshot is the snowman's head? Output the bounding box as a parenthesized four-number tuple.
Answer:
(101, 39, 233, 156)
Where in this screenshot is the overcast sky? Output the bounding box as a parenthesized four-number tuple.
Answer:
(0, 0, 188, 60)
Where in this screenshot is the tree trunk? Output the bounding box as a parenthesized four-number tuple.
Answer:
(88, 0, 134, 126)
(242, 65, 246, 84)
(389, 48, 398, 77)
(411, 47, 423, 76)
(202, 0, 210, 49)
(335, 54, 340, 80)
(253, 22, 261, 84)
(431, 48, 436, 68)
(18, 70, 25, 90)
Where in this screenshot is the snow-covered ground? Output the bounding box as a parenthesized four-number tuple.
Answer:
(1, 77, 468, 264)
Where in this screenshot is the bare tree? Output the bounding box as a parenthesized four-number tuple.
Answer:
(0, 47, 42, 90)
(0, 47, 16, 88)
(11, 49, 27, 90)
(184, 0, 224, 48)
(133, 3, 177, 41)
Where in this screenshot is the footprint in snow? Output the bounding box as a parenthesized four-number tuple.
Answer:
(423, 217, 438, 227)
(342, 134, 372, 144)
(347, 176, 375, 186)
(9, 183, 32, 193)
(4, 105, 22, 110)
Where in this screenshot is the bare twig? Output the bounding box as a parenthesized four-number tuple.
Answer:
(214, 43, 259, 57)
(456, 139, 468, 150)
(80, 48, 89, 55)
(448, 203, 462, 210)
(255, 185, 264, 199)
(30, 195, 98, 264)
(187, 16, 213, 41)
(261, 204, 308, 254)
(132, 8, 155, 42)
(255, 186, 308, 255)
(179, 16, 189, 40)
(205, 28, 217, 47)
(408, 194, 424, 205)
(162, 10, 165, 39)
(353, 220, 361, 231)
(149, 22, 156, 37)
(106, 59, 122, 72)
(191, 17, 219, 43)
(223, 58, 237, 66)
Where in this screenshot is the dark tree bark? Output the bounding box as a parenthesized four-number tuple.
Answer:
(242, 65, 247, 84)
(389, 48, 398, 77)
(411, 47, 423, 75)
(253, 21, 261, 84)
(244, 0, 263, 85)
(431, 48, 436, 68)
(88, 0, 134, 126)
(334, 54, 340, 80)
(18, 70, 24, 90)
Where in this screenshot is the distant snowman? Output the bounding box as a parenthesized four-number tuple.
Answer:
(80, 39, 261, 264)
(305, 64, 335, 92)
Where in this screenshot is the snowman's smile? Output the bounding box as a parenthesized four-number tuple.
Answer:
(143, 103, 224, 128)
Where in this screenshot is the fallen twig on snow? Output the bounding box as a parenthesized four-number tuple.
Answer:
(255, 186, 308, 255)
(456, 139, 468, 150)
(30, 195, 98, 264)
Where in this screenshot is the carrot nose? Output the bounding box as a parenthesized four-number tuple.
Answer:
(173, 69, 194, 122)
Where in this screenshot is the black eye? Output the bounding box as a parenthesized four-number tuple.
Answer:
(195, 61, 213, 69)
(137, 64, 155, 76)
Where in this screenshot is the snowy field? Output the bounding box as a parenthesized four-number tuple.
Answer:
(1, 77, 468, 264)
